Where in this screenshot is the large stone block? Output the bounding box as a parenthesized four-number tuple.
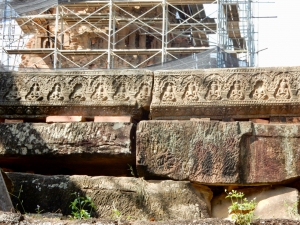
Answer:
(7, 173, 212, 221)
(137, 121, 300, 185)
(0, 122, 135, 176)
(136, 120, 252, 184)
(0, 70, 153, 120)
(151, 67, 300, 119)
(212, 186, 299, 220)
(243, 123, 300, 184)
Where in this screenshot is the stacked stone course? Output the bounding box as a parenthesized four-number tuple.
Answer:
(1, 67, 300, 224)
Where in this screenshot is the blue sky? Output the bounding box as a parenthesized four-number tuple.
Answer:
(258, 0, 300, 67)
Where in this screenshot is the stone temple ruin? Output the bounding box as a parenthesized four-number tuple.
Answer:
(1, 0, 300, 224)
(1, 67, 300, 224)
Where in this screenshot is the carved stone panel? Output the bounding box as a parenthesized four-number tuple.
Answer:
(137, 121, 300, 185)
(151, 67, 300, 119)
(137, 120, 252, 184)
(0, 70, 153, 120)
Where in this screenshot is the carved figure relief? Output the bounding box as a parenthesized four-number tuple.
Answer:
(275, 79, 290, 99)
(206, 81, 221, 100)
(185, 82, 199, 101)
(162, 84, 176, 102)
(26, 83, 43, 101)
(6, 84, 21, 101)
(48, 83, 64, 101)
(137, 85, 149, 101)
(114, 83, 129, 101)
(251, 81, 268, 100)
(92, 83, 108, 101)
(228, 81, 244, 100)
(70, 84, 86, 101)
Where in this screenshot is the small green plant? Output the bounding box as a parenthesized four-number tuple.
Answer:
(69, 192, 96, 219)
(10, 185, 26, 214)
(111, 202, 131, 224)
(35, 205, 44, 215)
(128, 164, 136, 177)
(225, 189, 257, 225)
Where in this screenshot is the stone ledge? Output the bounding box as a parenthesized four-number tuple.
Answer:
(0, 122, 135, 176)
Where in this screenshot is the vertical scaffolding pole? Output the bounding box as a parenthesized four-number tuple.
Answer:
(107, 0, 113, 69)
(161, 0, 166, 64)
(53, 5, 59, 69)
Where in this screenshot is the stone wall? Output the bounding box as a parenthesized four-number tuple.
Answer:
(2, 67, 300, 223)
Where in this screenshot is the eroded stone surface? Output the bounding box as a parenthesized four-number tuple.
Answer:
(0, 122, 135, 176)
(0, 70, 153, 119)
(7, 173, 212, 221)
(243, 123, 300, 184)
(0, 170, 14, 212)
(137, 121, 300, 185)
(151, 67, 300, 119)
(137, 121, 252, 184)
(212, 186, 299, 220)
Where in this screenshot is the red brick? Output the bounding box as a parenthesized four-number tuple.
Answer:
(46, 116, 84, 123)
(94, 116, 132, 123)
(249, 119, 269, 124)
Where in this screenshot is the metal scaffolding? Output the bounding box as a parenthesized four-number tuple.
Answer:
(0, 0, 257, 70)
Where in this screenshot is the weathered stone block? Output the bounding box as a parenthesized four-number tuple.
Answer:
(243, 123, 300, 184)
(151, 67, 300, 120)
(212, 186, 299, 220)
(0, 170, 14, 212)
(0, 122, 135, 176)
(0, 70, 153, 120)
(136, 121, 252, 184)
(137, 121, 300, 185)
(7, 173, 212, 221)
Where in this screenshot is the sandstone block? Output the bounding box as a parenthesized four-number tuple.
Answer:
(136, 121, 252, 184)
(94, 116, 132, 123)
(0, 122, 135, 176)
(0, 70, 153, 120)
(7, 173, 212, 221)
(151, 67, 300, 120)
(0, 170, 14, 212)
(5, 119, 23, 123)
(46, 116, 84, 123)
(249, 118, 269, 124)
(137, 121, 300, 185)
(211, 186, 299, 220)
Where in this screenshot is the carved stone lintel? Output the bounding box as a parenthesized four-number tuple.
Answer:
(151, 67, 300, 119)
(0, 70, 153, 120)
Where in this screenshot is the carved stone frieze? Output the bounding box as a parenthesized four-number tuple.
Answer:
(0, 70, 153, 119)
(151, 67, 300, 119)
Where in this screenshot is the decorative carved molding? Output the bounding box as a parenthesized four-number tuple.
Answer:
(0, 70, 153, 119)
(151, 67, 300, 119)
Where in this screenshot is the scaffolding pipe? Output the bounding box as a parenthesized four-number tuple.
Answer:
(107, 0, 112, 69)
(53, 5, 59, 69)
